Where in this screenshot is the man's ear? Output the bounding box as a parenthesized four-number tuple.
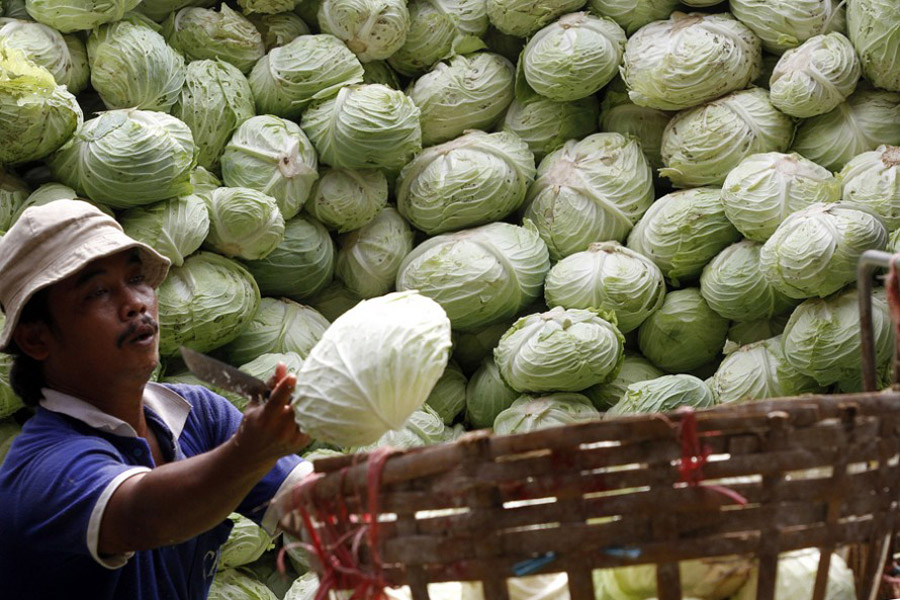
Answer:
(12, 321, 52, 361)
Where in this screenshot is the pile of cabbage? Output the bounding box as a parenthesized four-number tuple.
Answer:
(2, 0, 897, 597)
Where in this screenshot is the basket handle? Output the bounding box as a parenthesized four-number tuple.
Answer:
(857, 250, 900, 391)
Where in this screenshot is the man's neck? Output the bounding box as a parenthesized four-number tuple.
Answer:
(44, 380, 150, 436)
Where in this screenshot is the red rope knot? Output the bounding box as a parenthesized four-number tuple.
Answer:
(676, 407, 748, 506)
(280, 447, 399, 600)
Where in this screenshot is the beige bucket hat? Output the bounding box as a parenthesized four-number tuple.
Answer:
(0, 200, 171, 351)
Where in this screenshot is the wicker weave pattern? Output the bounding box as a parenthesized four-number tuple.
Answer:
(275, 393, 900, 600)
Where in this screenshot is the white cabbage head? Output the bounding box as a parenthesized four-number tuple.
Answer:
(502, 94, 599, 162)
(522, 12, 626, 102)
(729, 0, 846, 55)
(292, 290, 452, 447)
(49, 109, 195, 208)
(791, 89, 900, 172)
(318, 0, 409, 62)
(627, 187, 739, 286)
(396, 221, 550, 332)
(606, 373, 716, 416)
(88, 16, 185, 112)
(524, 132, 655, 261)
(781, 287, 893, 388)
(721, 152, 841, 243)
(407, 52, 514, 146)
(760, 203, 887, 299)
(494, 306, 625, 393)
(637, 288, 729, 373)
(599, 77, 672, 171)
(733, 549, 856, 600)
(119, 195, 210, 268)
(769, 32, 861, 118)
(302, 83, 422, 171)
(660, 87, 795, 188)
(397, 130, 536, 235)
(700, 240, 798, 322)
(247, 13, 310, 51)
(847, 0, 900, 92)
(545, 241, 665, 333)
(583, 353, 664, 410)
(24, 0, 140, 32)
(622, 12, 761, 111)
(204, 187, 285, 261)
(839, 145, 900, 230)
(221, 115, 319, 220)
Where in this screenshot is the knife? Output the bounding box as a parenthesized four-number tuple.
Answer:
(180, 346, 270, 405)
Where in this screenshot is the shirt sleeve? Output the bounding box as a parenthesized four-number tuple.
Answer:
(19, 438, 149, 570)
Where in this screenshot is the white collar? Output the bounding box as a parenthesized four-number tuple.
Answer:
(40, 382, 192, 440)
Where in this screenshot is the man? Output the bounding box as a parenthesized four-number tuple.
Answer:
(0, 200, 311, 598)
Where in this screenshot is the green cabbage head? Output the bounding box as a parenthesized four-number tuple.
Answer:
(88, 16, 185, 112)
(596, 556, 752, 600)
(721, 152, 841, 243)
(172, 59, 255, 173)
(203, 187, 285, 261)
(502, 94, 599, 162)
(847, 0, 900, 93)
(318, 0, 409, 62)
(0, 169, 28, 234)
(425, 360, 467, 425)
(729, 0, 845, 55)
(119, 195, 210, 268)
(622, 12, 761, 111)
(163, 5, 264, 74)
(218, 513, 273, 570)
(0, 41, 82, 165)
(494, 306, 624, 393)
(544, 241, 665, 333)
(158, 252, 261, 356)
(397, 130, 535, 235)
(465, 356, 518, 429)
(0, 314, 24, 418)
(302, 83, 422, 171)
(839, 145, 900, 230)
(335, 206, 413, 299)
(247, 12, 310, 51)
(606, 374, 716, 416)
(396, 221, 550, 332)
(407, 52, 514, 146)
(220, 115, 318, 220)
(637, 288, 729, 373)
(587, 0, 679, 36)
(627, 187, 739, 286)
(760, 203, 887, 300)
(582, 353, 664, 411)
(493, 393, 599, 435)
(732, 549, 856, 600)
(243, 214, 335, 301)
(522, 12, 625, 102)
(700, 240, 797, 322)
(248, 34, 364, 120)
(292, 290, 452, 447)
(485, 0, 586, 37)
(661, 88, 795, 188)
(306, 168, 387, 234)
(208, 569, 278, 600)
(0, 18, 90, 94)
(24, 0, 140, 32)
(710, 335, 822, 404)
(791, 90, 900, 172)
(49, 109, 195, 208)
(216, 297, 330, 365)
(524, 132, 655, 261)
(770, 33, 861, 118)
(781, 287, 893, 388)
(598, 77, 671, 171)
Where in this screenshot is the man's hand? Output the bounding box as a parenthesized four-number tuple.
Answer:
(233, 362, 311, 463)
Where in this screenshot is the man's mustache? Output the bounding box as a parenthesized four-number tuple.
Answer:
(116, 315, 160, 348)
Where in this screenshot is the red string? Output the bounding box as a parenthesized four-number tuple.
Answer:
(677, 408, 748, 506)
(286, 447, 398, 600)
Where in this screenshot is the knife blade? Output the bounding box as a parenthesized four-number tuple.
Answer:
(180, 346, 270, 404)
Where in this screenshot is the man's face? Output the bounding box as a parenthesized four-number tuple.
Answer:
(40, 249, 161, 389)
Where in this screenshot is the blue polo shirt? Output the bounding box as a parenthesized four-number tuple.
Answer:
(0, 383, 308, 599)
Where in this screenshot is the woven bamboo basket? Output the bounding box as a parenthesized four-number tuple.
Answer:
(273, 251, 900, 600)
